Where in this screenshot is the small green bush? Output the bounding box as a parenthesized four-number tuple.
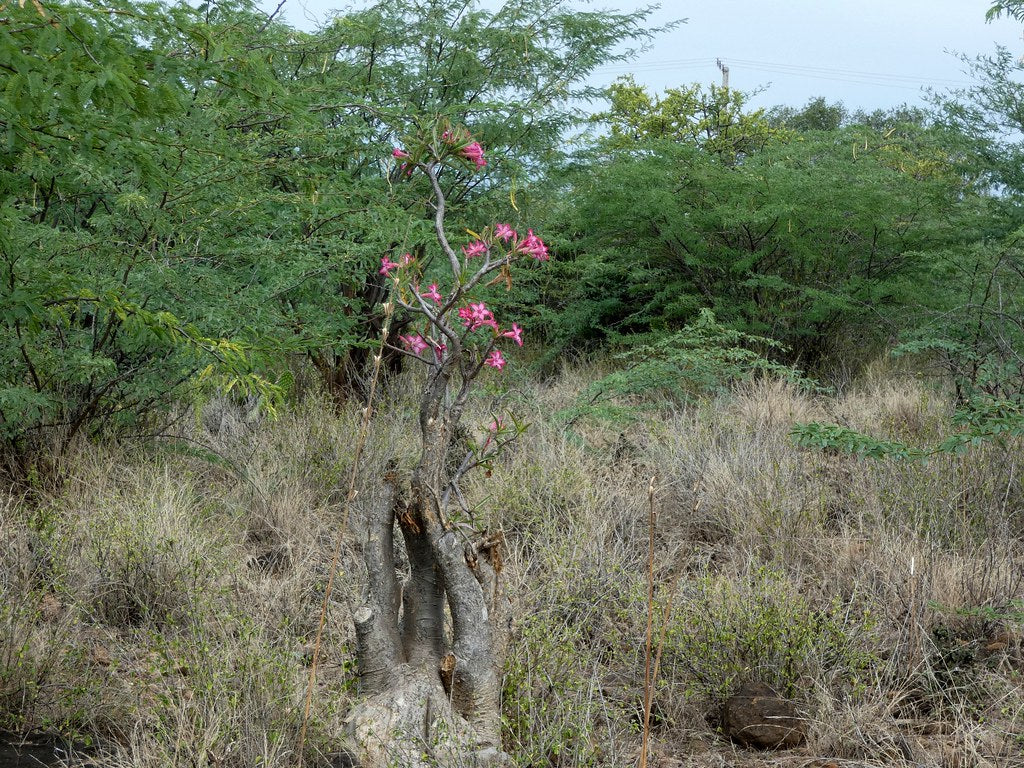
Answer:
(660, 566, 878, 705)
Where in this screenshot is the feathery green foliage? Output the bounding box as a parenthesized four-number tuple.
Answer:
(0, 0, 657, 465)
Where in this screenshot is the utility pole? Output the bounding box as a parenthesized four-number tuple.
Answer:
(716, 58, 729, 89)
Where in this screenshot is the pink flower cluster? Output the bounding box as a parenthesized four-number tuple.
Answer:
(460, 141, 486, 169)
(399, 333, 445, 361)
(502, 322, 523, 346)
(462, 240, 487, 259)
(380, 253, 416, 278)
(392, 148, 414, 177)
(420, 283, 442, 305)
(452, 302, 524, 370)
(439, 129, 486, 169)
(484, 349, 505, 370)
(398, 333, 429, 355)
(458, 302, 499, 331)
(378, 134, 553, 378)
(482, 224, 549, 261)
(518, 229, 549, 261)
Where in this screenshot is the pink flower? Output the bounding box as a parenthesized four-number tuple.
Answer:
(501, 322, 524, 347)
(518, 229, 549, 261)
(460, 141, 487, 169)
(494, 223, 517, 243)
(379, 256, 399, 276)
(431, 339, 447, 361)
(462, 240, 487, 259)
(441, 129, 457, 144)
(392, 148, 410, 159)
(419, 283, 443, 305)
(458, 302, 498, 331)
(399, 334, 429, 355)
(471, 302, 499, 330)
(484, 349, 506, 371)
(488, 418, 504, 433)
(400, 252, 414, 266)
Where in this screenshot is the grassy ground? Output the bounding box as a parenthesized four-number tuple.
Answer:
(1, 367, 1022, 767)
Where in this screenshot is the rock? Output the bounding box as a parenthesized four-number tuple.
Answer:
(722, 680, 807, 750)
(471, 746, 514, 767)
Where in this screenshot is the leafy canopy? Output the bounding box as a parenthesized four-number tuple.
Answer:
(0, 0, 658, 465)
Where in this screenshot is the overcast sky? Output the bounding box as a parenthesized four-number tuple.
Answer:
(264, 0, 1024, 112)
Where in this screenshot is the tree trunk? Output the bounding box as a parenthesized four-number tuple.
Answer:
(345, 449, 510, 768)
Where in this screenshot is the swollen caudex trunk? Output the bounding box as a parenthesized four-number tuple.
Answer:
(345, 475, 510, 768)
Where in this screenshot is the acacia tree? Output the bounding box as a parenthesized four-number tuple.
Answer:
(0, 0, 658, 470)
(594, 75, 781, 159)
(541, 102, 980, 366)
(343, 126, 546, 768)
(298, 0, 663, 398)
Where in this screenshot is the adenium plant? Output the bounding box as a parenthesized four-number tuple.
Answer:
(345, 120, 547, 768)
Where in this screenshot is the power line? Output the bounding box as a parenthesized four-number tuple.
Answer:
(591, 57, 716, 73)
(590, 56, 975, 89)
(728, 57, 973, 86)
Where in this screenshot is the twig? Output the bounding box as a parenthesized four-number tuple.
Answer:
(907, 555, 921, 675)
(256, 0, 285, 33)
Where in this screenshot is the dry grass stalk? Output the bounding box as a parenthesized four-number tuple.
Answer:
(296, 308, 393, 766)
(640, 475, 656, 768)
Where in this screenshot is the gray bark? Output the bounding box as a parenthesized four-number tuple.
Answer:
(344, 668, 511, 768)
(347, 461, 511, 767)
(353, 477, 403, 694)
(399, 518, 445, 664)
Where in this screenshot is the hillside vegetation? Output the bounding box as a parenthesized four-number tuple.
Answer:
(3, 0, 1024, 765)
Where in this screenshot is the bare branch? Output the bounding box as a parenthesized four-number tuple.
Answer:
(424, 163, 462, 279)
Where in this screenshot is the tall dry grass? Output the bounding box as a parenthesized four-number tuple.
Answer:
(0, 368, 1021, 767)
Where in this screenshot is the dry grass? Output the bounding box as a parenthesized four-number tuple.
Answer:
(1, 369, 1022, 767)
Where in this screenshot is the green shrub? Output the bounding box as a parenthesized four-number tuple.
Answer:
(660, 566, 877, 705)
(560, 309, 814, 427)
(503, 610, 609, 767)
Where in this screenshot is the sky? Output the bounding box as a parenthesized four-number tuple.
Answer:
(261, 0, 1024, 112)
